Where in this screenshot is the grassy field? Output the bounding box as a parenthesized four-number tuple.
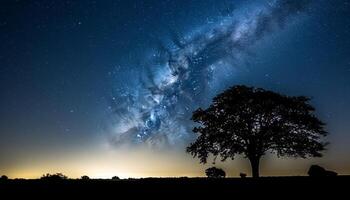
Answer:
(1, 176, 349, 197)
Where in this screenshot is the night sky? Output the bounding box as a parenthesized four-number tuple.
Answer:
(1, 0, 350, 178)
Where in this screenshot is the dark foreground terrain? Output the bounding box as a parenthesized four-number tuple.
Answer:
(1, 176, 349, 198)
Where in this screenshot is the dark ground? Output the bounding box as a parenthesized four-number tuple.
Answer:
(0, 176, 349, 198)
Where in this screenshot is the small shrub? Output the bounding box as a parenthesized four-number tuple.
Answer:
(308, 165, 337, 177)
(205, 167, 226, 178)
(240, 173, 247, 178)
(41, 173, 68, 181)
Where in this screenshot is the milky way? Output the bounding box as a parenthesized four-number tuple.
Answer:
(108, 0, 312, 148)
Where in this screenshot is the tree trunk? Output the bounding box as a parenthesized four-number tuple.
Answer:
(249, 157, 260, 178)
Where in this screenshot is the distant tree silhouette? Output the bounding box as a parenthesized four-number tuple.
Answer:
(0, 175, 8, 180)
(187, 85, 328, 178)
(81, 175, 90, 180)
(41, 173, 68, 181)
(112, 176, 120, 180)
(205, 167, 226, 178)
(308, 165, 337, 177)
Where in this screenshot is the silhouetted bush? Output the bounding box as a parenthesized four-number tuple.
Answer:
(81, 175, 90, 180)
(205, 167, 226, 178)
(112, 176, 120, 180)
(308, 165, 337, 177)
(240, 173, 247, 178)
(41, 173, 68, 181)
(0, 175, 8, 180)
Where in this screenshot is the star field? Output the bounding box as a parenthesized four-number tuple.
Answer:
(1, 0, 350, 178)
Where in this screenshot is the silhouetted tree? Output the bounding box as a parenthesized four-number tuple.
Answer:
(41, 173, 68, 181)
(308, 165, 337, 177)
(205, 167, 226, 178)
(111, 176, 120, 180)
(0, 175, 8, 180)
(187, 85, 328, 178)
(81, 175, 90, 180)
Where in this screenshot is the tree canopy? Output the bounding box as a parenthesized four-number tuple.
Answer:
(187, 85, 328, 178)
